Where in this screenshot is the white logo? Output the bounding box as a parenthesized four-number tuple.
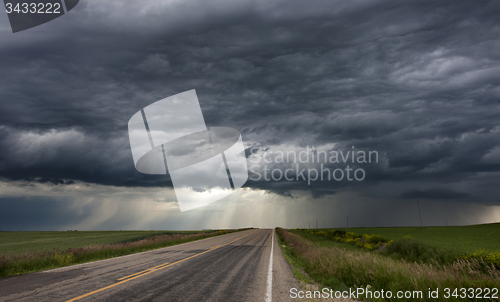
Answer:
(128, 90, 248, 212)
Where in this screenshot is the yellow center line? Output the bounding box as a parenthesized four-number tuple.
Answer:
(65, 231, 256, 302)
(116, 262, 171, 281)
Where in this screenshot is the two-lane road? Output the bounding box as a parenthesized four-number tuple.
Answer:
(0, 229, 299, 302)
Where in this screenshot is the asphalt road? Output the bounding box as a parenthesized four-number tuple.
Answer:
(0, 229, 300, 302)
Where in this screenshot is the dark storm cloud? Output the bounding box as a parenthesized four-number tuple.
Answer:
(401, 188, 471, 200)
(0, 197, 94, 231)
(34, 178, 75, 185)
(311, 190, 337, 199)
(0, 0, 499, 205)
(0, 126, 171, 187)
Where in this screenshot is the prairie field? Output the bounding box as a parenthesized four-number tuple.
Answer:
(0, 230, 211, 255)
(291, 223, 500, 267)
(277, 227, 500, 302)
(348, 223, 500, 254)
(0, 229, 240, 278)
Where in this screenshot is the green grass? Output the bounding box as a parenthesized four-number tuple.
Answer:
(294, 223, 500, 267)
(277, 228, 500, 302)
(289, 229, 360, 251)
(0, 231, 212, 255)
(323, 223, 500, 255)
(0, 229, 249, 277)
(276, 230, 315, 285)
(277, 230, 351, 291)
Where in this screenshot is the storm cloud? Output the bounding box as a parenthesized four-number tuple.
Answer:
(0, 0, 499, 229)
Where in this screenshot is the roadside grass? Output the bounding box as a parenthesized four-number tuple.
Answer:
(0, 229, 247, 278)
(344, 223, 500, 255)
(276, 229, 315, 285)
(288, 230, 362, 251)
(384, 238, 461, 265)
(297, 223, 500, 268)
(0, 230, 213, 255)
(277, 230, 350, 292)
(277, 228, 500, 302)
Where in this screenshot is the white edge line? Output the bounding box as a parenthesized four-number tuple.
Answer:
(265, 229, 274, 302)
(40, 231, 245, 273)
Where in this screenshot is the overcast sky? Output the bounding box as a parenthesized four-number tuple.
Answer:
(1, 0, 500, 231)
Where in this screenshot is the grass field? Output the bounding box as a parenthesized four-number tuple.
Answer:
(0, 229, 244, 277)
(289, 229, 363, 250)
(277, 227, 500, 302)
(292, 223, 500, 267)
(345, 223, 500, 254)
(0, 230, 211, 255)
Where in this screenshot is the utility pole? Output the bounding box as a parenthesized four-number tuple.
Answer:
(418, 201, 423, 229)
(346, 215, 349, 228)
(324, 218, 326, 228)
(316, 219, 318, 229)
(309, 222, 310, 229)
(446, 218, 448, 227)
